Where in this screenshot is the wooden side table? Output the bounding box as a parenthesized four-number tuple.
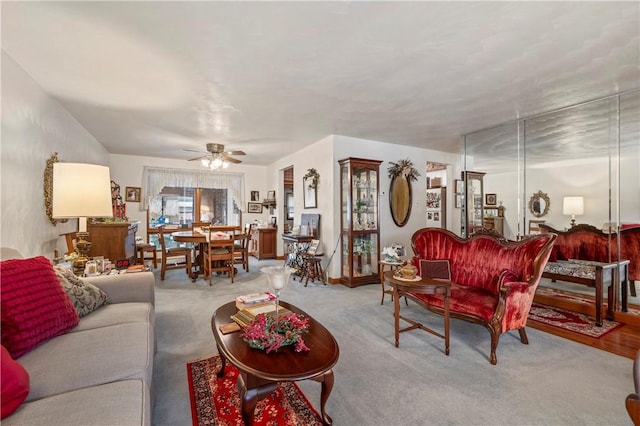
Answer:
(378, 260, 404, 304)
(385, 271, 451, 356)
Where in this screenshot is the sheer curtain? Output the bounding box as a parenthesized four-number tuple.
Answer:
(141, 166, 246, 211)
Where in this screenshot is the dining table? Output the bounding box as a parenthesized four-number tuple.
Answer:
(172, 228, 246, 280)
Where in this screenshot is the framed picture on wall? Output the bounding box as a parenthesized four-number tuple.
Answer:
(485, 193, 497, 206)
(303, 176, 317, 209)
(250, 191, 259, 201)
(125, 186, 141, 202)
(455, 179, 464, 194)
(248, 202, 263, 213)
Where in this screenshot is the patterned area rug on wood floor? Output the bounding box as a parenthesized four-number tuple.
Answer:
(528, 303, 623, 338)
(187, 354, 322, 426)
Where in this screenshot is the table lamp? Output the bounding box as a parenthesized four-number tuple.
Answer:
(562, 196, 584, 227)
(52, 163, 113, 275)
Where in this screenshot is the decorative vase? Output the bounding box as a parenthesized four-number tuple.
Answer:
(261, 266, 295, 322)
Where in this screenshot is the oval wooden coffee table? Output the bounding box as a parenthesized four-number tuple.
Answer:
(211, 301, 339, 425)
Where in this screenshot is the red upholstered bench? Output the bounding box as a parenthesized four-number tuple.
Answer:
(410, 228, 556, 365)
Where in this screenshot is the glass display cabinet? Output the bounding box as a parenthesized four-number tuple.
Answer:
(461, 171, 485, 237)
(339, 157, 382, 287)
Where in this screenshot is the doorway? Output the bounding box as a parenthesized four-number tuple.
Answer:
(283, 167, 294, 231)
(426, 162, 449, 229)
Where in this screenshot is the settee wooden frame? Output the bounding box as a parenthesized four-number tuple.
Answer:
(411, 228, 557, 365)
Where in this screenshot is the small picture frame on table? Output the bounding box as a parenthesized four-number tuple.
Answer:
(485, 193, 497, 206)
(248, 202, 263, 213)
(125, 186, 141, 202)
(267, 190, 276, 200)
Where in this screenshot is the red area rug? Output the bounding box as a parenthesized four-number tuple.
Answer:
(187, 354, 322, 426)
(528, 303, 623, 338)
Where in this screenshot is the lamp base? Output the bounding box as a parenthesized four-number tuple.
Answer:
(72, 232, 92, 275)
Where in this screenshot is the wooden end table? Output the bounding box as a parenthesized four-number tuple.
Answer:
(384, 271, 451, 356)
(378, 259, 404, 304)
(211, 301, 339, 425)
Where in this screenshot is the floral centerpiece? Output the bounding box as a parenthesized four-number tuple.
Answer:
(240, 312, 310, 353)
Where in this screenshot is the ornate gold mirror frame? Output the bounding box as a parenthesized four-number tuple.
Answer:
(44, 152, 68, 225)
(528, 190, 550, 218)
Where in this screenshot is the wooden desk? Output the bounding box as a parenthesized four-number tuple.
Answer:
(211, 301, 339, 425)
(87, 221, 138, 263)
(282, 233, 314, 271)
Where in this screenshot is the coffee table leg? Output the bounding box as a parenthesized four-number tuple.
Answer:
(310, 369, 334, 425)
(444, 288, 450, 356)
(216, 347, 226, 378)
(237, 373, 277, 426)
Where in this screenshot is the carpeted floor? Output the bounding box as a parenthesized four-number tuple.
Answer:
(152, 259, 634, 425)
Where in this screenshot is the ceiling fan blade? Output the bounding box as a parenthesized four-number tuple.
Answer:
(188, 155, 208, 161)
(183, 148, 207, 153)
(222, 154, 242, 164)
(225, 150, 246, 156)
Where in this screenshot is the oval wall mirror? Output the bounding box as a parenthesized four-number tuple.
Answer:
(529, 190, 550, 217)
(389, 175, 412, 227)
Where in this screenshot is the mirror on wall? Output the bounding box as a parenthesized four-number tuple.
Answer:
(528, 191, 550, 218)
(463, 90, 639, 240)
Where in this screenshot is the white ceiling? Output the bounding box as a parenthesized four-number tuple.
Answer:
(2, 1, 639, 166)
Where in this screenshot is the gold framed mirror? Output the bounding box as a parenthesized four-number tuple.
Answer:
(529, 190, 550, 218)
(389, 175, 412, 227)
(44, 152, 68, 225)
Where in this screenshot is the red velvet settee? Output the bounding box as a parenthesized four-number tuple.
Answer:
(410, 228, 556, 365)
(539, 223, 639, 293)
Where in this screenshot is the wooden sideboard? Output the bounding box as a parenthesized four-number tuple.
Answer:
(87, 221, 138, 263)
(250, 226, 277, 260)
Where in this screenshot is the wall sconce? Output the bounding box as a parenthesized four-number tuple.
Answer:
(562, 196, 584, 227)
(52, 163, 113, 275)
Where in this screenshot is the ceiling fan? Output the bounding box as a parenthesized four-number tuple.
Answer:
(184, 143, 246, 170)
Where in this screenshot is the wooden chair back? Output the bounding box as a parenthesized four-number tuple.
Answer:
(157, 225, 192, 281)
(203, 229, 235, 286)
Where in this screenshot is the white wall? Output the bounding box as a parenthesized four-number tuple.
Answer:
(1, 52, 110, 257)
(266, 135, 460, 280)
(484, 152, 640, 240)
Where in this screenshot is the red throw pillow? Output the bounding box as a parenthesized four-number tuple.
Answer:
(420, 259, 451, 280)
(0, 256, 79, 358)
(1, 345, 30, 419)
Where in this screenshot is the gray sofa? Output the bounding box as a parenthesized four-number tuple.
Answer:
(1, 248, 155, 426)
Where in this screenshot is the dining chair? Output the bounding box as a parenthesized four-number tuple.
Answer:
(157, 225, 192, 281)
(233, 223, 253, 273)
(202, 229, 235, 286)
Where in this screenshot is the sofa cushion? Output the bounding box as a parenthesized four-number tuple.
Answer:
(53, 265, 109, 317)
(0, 256, 79, 358)
(412, 283, 498, 322)
(1, 345, 30, 419)
(71, 302, 153, 333)
(19, 322, 153, 402)
(2, 379, 150, 426)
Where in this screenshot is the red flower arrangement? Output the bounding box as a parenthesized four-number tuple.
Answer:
(240, 312, 310, 353)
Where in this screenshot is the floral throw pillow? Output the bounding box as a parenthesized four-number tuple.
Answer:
(54, 266, 109, 317)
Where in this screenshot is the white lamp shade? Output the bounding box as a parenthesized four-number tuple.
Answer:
(562, 196, 584, 216)
(52, 163, 113, 220)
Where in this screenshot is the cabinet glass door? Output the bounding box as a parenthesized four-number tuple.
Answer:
(352, 167, 378, 231)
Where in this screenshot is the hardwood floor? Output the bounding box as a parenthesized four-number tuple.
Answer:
(529, 292, 640, 359)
